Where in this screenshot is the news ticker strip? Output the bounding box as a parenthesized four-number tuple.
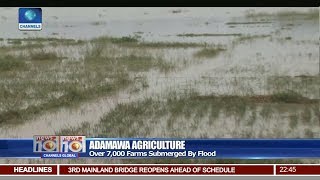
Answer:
(0, 165, 320, 176)
(1, 137, 320, 159)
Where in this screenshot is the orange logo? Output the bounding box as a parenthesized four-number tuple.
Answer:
(43, 140, 56, 151)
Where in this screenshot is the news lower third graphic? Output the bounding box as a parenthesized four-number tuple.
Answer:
(0, 137, 320, 159)
(18, 8, 42, 31)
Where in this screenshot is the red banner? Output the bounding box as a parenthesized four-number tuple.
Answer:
(276, 165, 320, 175)
(0, 164, 320, 175)
(60, 165, 273, 175)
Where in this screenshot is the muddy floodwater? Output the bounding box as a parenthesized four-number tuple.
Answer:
(0, 7, 319, 163)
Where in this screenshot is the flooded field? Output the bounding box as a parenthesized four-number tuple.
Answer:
(0, 7, 319, 163)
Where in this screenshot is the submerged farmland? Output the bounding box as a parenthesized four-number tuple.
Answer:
(0, 7, 319, 164)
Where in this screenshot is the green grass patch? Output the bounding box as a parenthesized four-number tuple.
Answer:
(58, 88, 319, 138)
(116, 55, 157, 72)
(237, 34, 271, 41)
(276, 9, 319, 19)
(0, 55, 26, 71)
(5, 38, 85, 47)
(7, 39, 22, 45)
(91, 21, 106, 26)
(84, 40, 177, 73)
(267, 76, 319, 100)
(0, 43, 45, 51)
(270, 91, 317, 104)
(154, 59, 176, 73)
(194, 47, 226, 58)
(110, 36, 138, 44)
(92, 36, 139, 44)
(289, 114, 299, 129)
(83, 43, 105, 62)
(0, 38, 84, 52)
(28, 49, 61, 61)
(171, 9, 182, 14)
(95, 93, 252, 137)
(0, 36, 189, 126)
(232, 34, 271, 45)
(304, 129, 314, 138)
(0, 76, 132, 125)
(8, 37, 81, 43)
(115, 54, 174, 72)
(49, 40, 85, 46)
(92, 36, 207, 48)
(226, 21, 272, 25)
(245, 8, 319, 20)
(86, 53, 176, 73)
(177, 33, 242, 37)
(93, 91, 318, 137)
(135, 42, 206, 48)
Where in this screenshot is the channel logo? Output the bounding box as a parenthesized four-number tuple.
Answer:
(33, 135, 86, 153)
(33, 135, 59, 152)
(60, 136, 86, 153)
(18, 8, 42, 31)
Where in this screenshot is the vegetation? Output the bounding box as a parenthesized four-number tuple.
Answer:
(236, 34, 271, 42)
(28, 49, 62, 61)
(91, 36, 139, 44)
(285, 37, 292, 40)
(171, 9, 182, 14)
(226, 21, 272, 25)
(270, 91, 317, 104)
(91, 21, 106, 26)
(177, 33, 242, 37)
(62, 90, 318, 138)
(194, 47, 226, 58)
(0, 80, 129, 125)
(135, 42, 206, 48)
(245, 8, 319, 20)
(7, 37, 82, 43)
(0, 35, 185, 125)
(114, 54, 171, 72)
(0, 55, 26, 71)
(92, 36, 207, 48)
(0, 43, 45, 51)
(7, 39, 22, 45)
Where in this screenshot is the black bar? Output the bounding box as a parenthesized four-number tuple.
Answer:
(0, 0, 319, 7)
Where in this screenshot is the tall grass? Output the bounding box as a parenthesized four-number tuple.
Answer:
(92, 36, 207, 48)
(194, 47, 226, 58)
(0, 35, 184, 125)
(0, 55, 26, 71)
(28, 49, 61, 61)
(78, 90, 319, 138)
(245, 8, 319, 20)
(270, 91, 316, 104)
(177, 33, 242, 37)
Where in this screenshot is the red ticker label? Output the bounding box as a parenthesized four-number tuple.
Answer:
(59, 165, 274, 175)
(276, 165, 320, 175)
(0, 165, 57, 175)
